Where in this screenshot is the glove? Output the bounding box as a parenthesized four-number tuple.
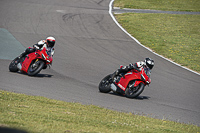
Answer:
(129, 63, 134, 69)
(33, 44, 40, 49)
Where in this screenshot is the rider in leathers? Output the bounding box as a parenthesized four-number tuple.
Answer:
(112, 58, 154, 81)
(18, 36, 55, 61)
(16, 37, 55, 69)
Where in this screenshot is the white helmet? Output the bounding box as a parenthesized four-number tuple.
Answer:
(46, 36, 55, 48)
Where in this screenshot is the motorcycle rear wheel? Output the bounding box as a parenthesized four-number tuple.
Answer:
(9, 57, 20, 72)
(125, 81, 144, 98)
(28, 60, 45, 76)
(99, 74, 112, 93)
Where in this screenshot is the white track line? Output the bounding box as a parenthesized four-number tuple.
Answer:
(109, 0, 200, 76)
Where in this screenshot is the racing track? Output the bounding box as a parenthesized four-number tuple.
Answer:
(0, 0, 200, 125)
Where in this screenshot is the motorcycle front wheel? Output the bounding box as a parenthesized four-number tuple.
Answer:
(9, 57, 20, 72)
(99, 74, 112, 93)
(28, 60, 45, 76)
(125, 81, 145, 98)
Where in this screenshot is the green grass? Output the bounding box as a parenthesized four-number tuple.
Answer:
(114, 13, 200, 72)
(113, 0, 200, 73)
(114, 0, 200, 12)
(0, 90, 199, 133)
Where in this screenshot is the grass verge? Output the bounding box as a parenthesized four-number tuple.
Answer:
(114, 0, 200, 12)
(113, 0, 200, 73)
(0, 90, 199, 133)
(114, 13, 200, 72)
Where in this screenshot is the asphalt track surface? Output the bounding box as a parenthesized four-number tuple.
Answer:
(0, 0, 200, 125)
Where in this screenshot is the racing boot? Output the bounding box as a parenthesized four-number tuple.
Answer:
(111, 70, 119, 81)
(15, 54, 24, 64)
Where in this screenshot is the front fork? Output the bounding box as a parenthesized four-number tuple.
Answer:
(129, 80, 136, 88)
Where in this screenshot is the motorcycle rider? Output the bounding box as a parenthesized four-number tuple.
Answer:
(112, 58, 154, 81)
(17, 36, 55, 62)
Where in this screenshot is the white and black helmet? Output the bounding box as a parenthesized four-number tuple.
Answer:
(46, 36, 55, 48)
(145, 58, 154, 69)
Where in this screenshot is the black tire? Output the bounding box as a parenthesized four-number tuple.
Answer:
(27, 60, 45, 76)
(99, 74, 112, 93)
(125, 81, 145, 98)
(9, 57, 20, 72)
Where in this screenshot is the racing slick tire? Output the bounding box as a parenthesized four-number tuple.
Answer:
(9, 57, 20, 72)
(28, 60, 45, 76)
(125, 81, 145, 98)
(99, 74, 112, 93)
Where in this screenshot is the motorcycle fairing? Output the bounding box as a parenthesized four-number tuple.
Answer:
(21, 48, 52, 73)
(21, 52, 39, 72)
(115, 69, 149, 91)
(112, 82, 126, 95)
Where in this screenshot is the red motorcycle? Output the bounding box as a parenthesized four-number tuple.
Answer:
(99, 66, 151, 98)
(9, 47, 53, 76)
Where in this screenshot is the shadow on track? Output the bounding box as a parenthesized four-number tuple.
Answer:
(103, 92, 150, 100)
(11, 71, 54, 78)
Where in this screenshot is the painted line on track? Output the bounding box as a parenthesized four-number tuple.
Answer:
(113, 8, 200, 15)
(108, 0, 200, 76)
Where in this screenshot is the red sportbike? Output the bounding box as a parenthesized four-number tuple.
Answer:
(9, 47, 53, 76)
(99, 66, 151, 98)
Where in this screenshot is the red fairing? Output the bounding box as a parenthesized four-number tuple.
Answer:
(115, 67, 150, 91)
(21, 47, 53, 73)
(21, 52, 37, 72)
